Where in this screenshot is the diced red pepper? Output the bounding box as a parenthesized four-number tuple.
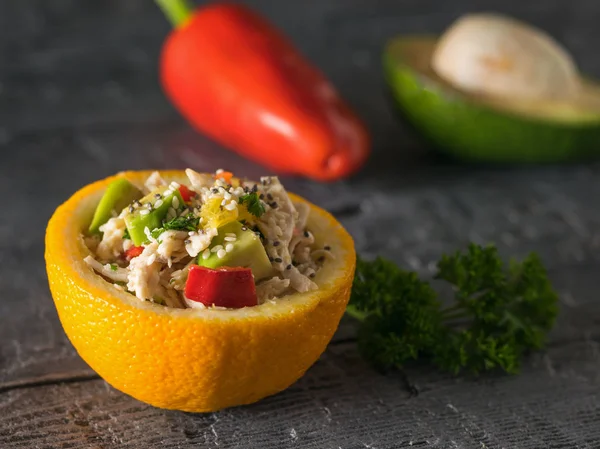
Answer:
(125, 246, 144, 260)
(184, 265, 257, 308)
(178, 185, 195, 202)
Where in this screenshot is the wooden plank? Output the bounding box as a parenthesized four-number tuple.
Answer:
(1, 339, 600, 449)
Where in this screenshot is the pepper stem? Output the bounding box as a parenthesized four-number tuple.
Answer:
(155, 0, 194, 28)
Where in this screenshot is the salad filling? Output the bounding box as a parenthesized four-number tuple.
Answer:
(83, 169, 333, 309)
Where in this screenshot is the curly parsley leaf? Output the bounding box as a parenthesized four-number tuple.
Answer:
(239, 193, 266, 217)
(348, 244, 558, 376)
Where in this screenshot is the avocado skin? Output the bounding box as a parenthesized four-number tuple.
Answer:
(383, 39, 600, 163)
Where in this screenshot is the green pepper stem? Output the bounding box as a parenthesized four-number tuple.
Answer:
(345, 304, 369, 322)
(155, 0, 195, 28)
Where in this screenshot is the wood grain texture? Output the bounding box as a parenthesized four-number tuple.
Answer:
(2, 0, 600, 447)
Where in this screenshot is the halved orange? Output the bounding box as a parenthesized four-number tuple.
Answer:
(45, 170, 355, 412)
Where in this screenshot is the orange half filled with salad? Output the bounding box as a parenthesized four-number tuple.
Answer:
(45, 169, 355, 412)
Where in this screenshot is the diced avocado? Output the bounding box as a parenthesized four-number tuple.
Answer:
(383, 36, 600, 163)
(124, 186, 184, 246)
(88, 178, 143, 234)
(198, 221, 273, 281)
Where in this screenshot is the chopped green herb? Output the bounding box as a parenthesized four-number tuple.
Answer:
(122, 229, 131, 240)
(348, 243, 558, 376)
(163, 214, 200, 232)
(151, 228, 165, 240)
(239, 193, 266, 217)
(110, 264, 118, 272)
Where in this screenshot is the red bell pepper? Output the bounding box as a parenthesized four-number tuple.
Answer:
(184, 265, 258, 308)
(155, 0, 370, 181)
(177, 184, 195, 202)
(125, 245, 144, 260)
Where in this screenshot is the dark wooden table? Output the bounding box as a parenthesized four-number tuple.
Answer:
(2, 1, 600, 447)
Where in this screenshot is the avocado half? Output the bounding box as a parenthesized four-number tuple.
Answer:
(383, 36, 600, 163)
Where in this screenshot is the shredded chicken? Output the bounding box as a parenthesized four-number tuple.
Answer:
(84, 255, 128, 283)
(258, 177, 317, 293)
(126, 243, 162, 301)
(185, 228, 218, 257)
(186, 168, 215, 191)
(96, 217, 126, 261)
(156, 230, 188, 267)
(256, 277, 291, 302)
(145, 171, 167, 191)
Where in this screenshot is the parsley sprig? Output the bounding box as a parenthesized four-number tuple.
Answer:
(239, 193, 265, 217)
(348, 244, 558, 375)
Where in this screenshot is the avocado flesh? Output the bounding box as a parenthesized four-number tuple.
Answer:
(124, 187, 184, 246)
(89, 179, 143, 234)
(198, 221, 273, 281)
(383, 36, 600, 162)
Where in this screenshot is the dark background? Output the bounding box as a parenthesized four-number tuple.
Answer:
(2, 1, 600, 448)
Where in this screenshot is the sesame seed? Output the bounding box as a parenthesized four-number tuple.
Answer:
(241, 226, 248, 231)
(252, 184, 258, 193)
(170, 181, 181, 189)
(212, 188, 219, 194)
(270, 202, 278, 209)
(217, 249, 227, 258)
(211, 245, 223, 253)
(168, 207, 176, 217)
(128, 205, 135, 213)
(163, 189, 174, 197)
(221, 198, 227, 206)
(224, 236, 237, 242)
(154, 199, 164, 209)
(134, 200, 142, 207)
(223, 191, 232, 200)
(154, 193, 162, 199)
(286, 264, 292, 270)
(139, 209, 150, 215)
(184, 239, 191, 244)
(274, 257, 283, 263)
(324, 245, 331, 251)
(259, 194, 264, 200)
(225, 232, 236, 237)
(172, 196, 180, 209)
(309, 273, 316, 278)
(216, 168, 224, 174)
(225, 243, 234, 252)
(224, 202, 237, 211)
(267, 193, 273, 200)
(304, 231, 310, 238)
(318, 256, 325, 262)
(273, 241, 280, 247)
(202, 249, 211, 260)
